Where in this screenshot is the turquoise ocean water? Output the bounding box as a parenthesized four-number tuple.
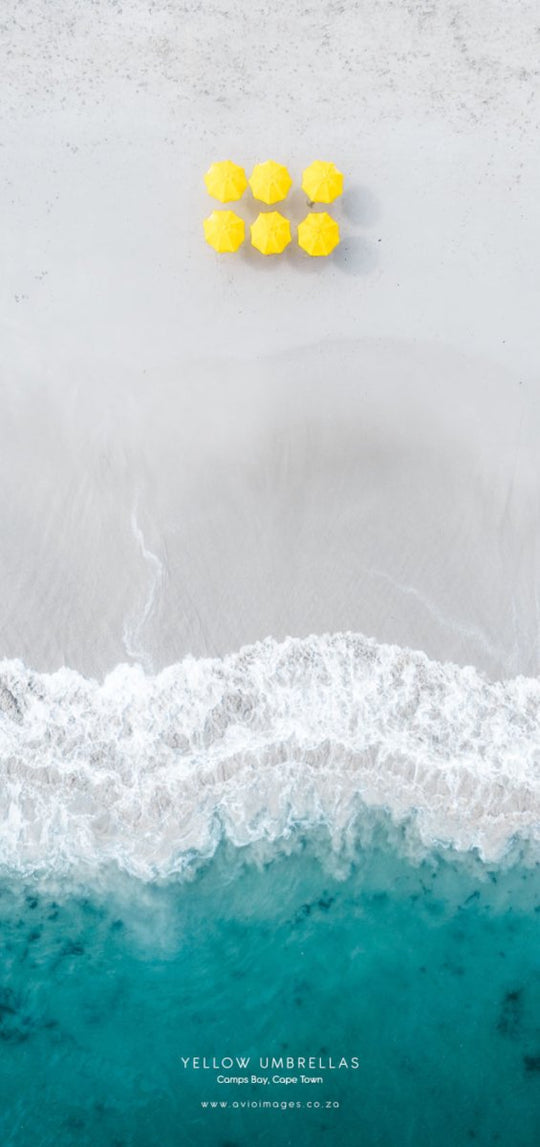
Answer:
(1, 634, 539, 1145)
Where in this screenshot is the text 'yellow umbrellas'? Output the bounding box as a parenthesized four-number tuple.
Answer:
(302, 161, 344, 203)
(297, 212, 340, 256)
(251, 212, 291, 255)
(204, 210, 245, 253)
(204, 161, 248, 202)
(249, 161, 292, 204)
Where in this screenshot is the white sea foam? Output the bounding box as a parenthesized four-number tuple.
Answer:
(1, 634, 539, 879)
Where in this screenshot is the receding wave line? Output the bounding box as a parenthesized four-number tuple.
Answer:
(122, 503, 165, 672)
(1, 633, 539, 878)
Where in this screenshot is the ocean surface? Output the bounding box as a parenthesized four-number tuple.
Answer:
(1, 633, 540, 1146)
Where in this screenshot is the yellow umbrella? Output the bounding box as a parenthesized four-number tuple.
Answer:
(302, 161, 344, 203)
(250, 211, 291, 255)
(249, 161, 292, 205)
(203, 210, 245, 253)
(297, 212, 340, 256)
(204, 160, 247, 202)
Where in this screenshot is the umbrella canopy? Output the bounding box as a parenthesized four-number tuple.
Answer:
(297, 212, 340, 256)
(301, 161, 344, 203)
(203, 210, 245, 253)
(250, 211, 292, 255)
(204, 161, 248, 202)
(249, 161, 292, 204)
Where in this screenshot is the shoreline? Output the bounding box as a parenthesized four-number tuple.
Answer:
(2, 629, 539, 876)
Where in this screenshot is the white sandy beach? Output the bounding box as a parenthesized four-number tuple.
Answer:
(1, 0, 539, 681)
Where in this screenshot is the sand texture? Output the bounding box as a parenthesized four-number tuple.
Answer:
(1, 0, 539, 680)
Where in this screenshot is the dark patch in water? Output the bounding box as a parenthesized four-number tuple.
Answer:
(523, 1054, 540, 1073)
(443, 962, 465, 977)
(50, 940, 85, 972)
(497, 988, 523, 1037)
(80, 898, 106, 920)
(318, 894, 335, 911)
(0, 1026, 29, 1044)
(64, 1116, 85, 1130)
(0, 986, 59, 1044)
(294, 892, 335, 923)
(0, 987, 17, 1018)
(400, 1056, 415, 1074)
(425, 899, 444, 916)
(0, 988, 31, 1044)
(63, 941, 85, 956)
(0, 985, 62, 1045)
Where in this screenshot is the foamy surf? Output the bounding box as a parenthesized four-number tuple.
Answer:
(1, 633, 539, 879)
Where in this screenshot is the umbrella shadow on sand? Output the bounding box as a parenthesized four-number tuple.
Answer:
(341, 185, 380, 227)
(333, 184, 381, 275)
(331, 235, 379, 276)
(238, 236, 378, 277)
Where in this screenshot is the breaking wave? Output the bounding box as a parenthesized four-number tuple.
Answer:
(1, 633, 539, 879)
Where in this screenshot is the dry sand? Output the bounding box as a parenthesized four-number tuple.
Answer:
(1, 0, 539, 680)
